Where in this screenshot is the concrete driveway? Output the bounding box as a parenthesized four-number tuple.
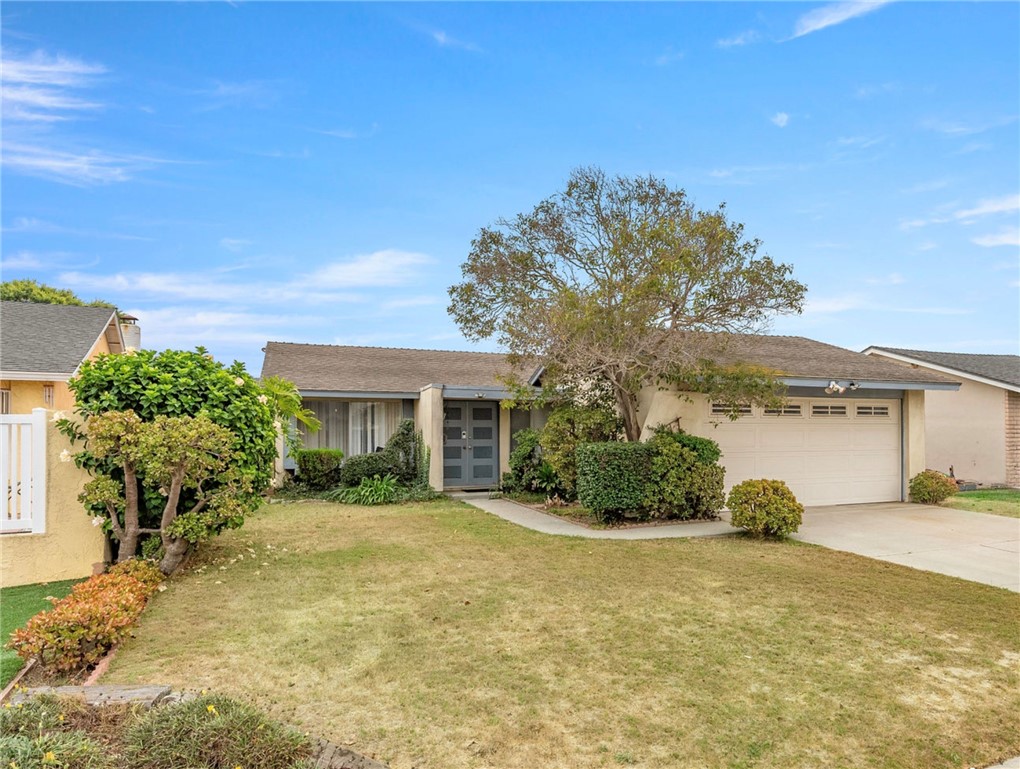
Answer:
(793, 503, 1020, 591)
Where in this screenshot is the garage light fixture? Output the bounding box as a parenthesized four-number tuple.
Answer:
(824, 380, 847, 395)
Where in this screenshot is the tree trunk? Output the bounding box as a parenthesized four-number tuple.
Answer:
(613, 384, 643, 442)
(159, 537, 191, 575)
(117, 463, 141, 562)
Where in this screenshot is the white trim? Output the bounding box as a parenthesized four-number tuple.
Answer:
(863, 348, 1019, 393)
(0, 372, 72, 382)
(72, 311, 124, 376)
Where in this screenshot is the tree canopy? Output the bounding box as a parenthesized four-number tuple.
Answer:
(0, 278, 115, 308)
(448, 166, 807, 440)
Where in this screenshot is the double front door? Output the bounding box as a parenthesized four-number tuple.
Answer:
(443, 401, 499, 488)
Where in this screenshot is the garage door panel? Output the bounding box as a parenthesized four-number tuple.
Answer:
(695, 398, 901, 507)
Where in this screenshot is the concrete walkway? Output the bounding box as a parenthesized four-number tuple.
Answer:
(455, 494, 1020, 591)
(453, 493, 737, 539)
(792, 503, 1020, 592)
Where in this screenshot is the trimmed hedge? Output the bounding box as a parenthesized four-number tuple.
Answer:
(576, 442, 655, 522)
(294, 448, 346, 490)
(644, 434, 725, 520)
(338, 451, 396, 488)
(652, 427, 722, 466)
(727, 479, 803, 538)
(909, 469, 958, 504)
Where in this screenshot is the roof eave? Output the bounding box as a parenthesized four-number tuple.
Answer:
(778, 376, 960, 391)
(0, 371, 73, 382)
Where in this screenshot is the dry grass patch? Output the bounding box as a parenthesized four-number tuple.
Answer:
(105, 499, 1020, 769)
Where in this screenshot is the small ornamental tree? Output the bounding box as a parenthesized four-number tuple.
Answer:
(60, 348, 284, 570)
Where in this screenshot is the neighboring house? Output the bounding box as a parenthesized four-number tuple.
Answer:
(863, 347, 1020, 487)
(263, 336, 959, 506)
(0, 301, 132, 414)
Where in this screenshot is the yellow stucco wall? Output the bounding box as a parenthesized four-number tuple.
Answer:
(1, 416, 108, 587)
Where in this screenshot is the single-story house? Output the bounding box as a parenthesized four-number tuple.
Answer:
(863, 347, 1020, 487)
(0, 301, 136, 414)
(263, 336, 959, 506)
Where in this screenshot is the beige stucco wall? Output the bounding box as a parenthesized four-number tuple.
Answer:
(923, 378, 1006, 484)
(416, 386, 445, 490)
(0, 417, 108, 588)
(903, 389, 926, 489)
(499, 406, 511, 477)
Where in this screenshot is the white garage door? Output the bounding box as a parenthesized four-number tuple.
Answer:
(696, 398, 902, 507)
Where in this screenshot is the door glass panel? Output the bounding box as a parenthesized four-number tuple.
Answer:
(444, 447, 462, 460)
(474, 446, 493, 459)
(473, 464, 493, 478)
(473, 426, 493, 440)
(445, 407, 462, 421)
(445, 426, 463, 440)
(472, 407, 493, 421)
(444, 465, 462, 479)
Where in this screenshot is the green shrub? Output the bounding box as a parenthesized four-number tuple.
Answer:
(294, 448, 346, 490)
(0, 694, 69, 735)
(7, 573, 154, 674)
(644, 433, 725, 519)
(727, 479, 803, 538)
(0, 731, 112, 769)
(338, 452, 396, 487)
(327, 474, 400, 505)
(501, 428, 543, 493)
(123, 694, 312, 769)
(651, 427, 722, 466)
(107, 558, 164, 591)
(909, 470, 958, 504)
(539, 404, 621, 495)
(385, 419, 427, 485)
(576, 442, 655, 522)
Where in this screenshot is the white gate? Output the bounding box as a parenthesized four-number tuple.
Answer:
(0, 408, 47, 534)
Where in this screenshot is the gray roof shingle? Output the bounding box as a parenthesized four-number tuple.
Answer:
(867, 347, 1020, 389)
(0, 301, 120, 376)
(261, 335, 956, 394)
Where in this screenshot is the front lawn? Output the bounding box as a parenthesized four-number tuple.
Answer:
(105, 499, 1019, 769)
(942, 488, 1020, 518)
(0, 579, 79, 687)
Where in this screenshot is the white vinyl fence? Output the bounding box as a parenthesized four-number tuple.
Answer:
(0, 409, 47, 534)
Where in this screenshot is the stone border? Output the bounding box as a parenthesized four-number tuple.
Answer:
(9, 684, 388, 769)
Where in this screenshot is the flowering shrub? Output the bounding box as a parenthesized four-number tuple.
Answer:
(106, 558, 165, 592)
(7, 571, 157, 674)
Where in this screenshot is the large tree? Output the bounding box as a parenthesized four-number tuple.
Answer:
(0, 278, 114, 308)
(448, 167, 807, 440)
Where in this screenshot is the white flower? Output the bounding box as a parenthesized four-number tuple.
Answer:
(257, 394, 269, 404)
(59, 449, 73, 463)
(234, 377, 245, 386)
(91, 516, 104, 527)
(159, 487, 168, 496)
(50, 411, 66, 423)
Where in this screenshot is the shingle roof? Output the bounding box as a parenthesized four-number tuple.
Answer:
(867, 347, 1020, 389)
(260, 342, 524, 393)
(261, 335, 956, 394)
(706, 335, 957, 385)
(0, 301, 120, 376)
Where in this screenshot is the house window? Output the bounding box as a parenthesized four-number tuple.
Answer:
(764, 404, 802, 417)
(299, 399, 402, 455)
(711, 402, 752, 416)
(811, 404, 848, 417)
(42, 385, 55, 408)
(856, 405, 890, 417)
(0, 389, 9, 414)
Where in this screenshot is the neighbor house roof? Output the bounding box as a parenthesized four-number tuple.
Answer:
(863, 346, 1020, 391)
(0, 301, 124, 379)
(704, 335, 959, 387)
(260, 342, 527, 394)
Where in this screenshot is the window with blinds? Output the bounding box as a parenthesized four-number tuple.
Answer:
(299, 399, 402, 455)
(710, 402, 752, 416)
(856, 404, 890, 417)
(763, 404, 802, 417)
(0, 389, 10, 415)
(811, 404, 848, 417)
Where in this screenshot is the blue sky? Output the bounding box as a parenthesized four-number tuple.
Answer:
(2, 1, 1018, 374)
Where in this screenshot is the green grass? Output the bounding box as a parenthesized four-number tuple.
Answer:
(0, 579, 79, 687)
(942, 488, 1020, 518)
(106, 499, 1020, 769)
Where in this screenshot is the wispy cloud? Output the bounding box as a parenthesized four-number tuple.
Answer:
(654, 48, 685, 66)
(127, 307, 321, 349)
(972, 228, 1020, 248)
(0, 250, 99, 271)
(835, 135, 885, 149)
(805, 293, 972, 316)
(1, 50, 105, 122)
(2, 142, 170, 186)
(921, 115, 1018, 137)
(310, 123, 379, 141)
(789, 1, 890, 40)
(2, 216, 152, 240)
(717, 30, 760, 48)
(193, 79, 283, 111)
(865, 273, 905, 286)
(771, 112, 790, 128)
(0, 251, 45, 270)
(706, 162, 809, 185)
(854, 81, 900, 99)
(429, 29, 481, 53)
(900, 193, 1019, 230)
(219, 238, 253, 253)
(59, 249, 433, 306)
(899, 179, 949, 195)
